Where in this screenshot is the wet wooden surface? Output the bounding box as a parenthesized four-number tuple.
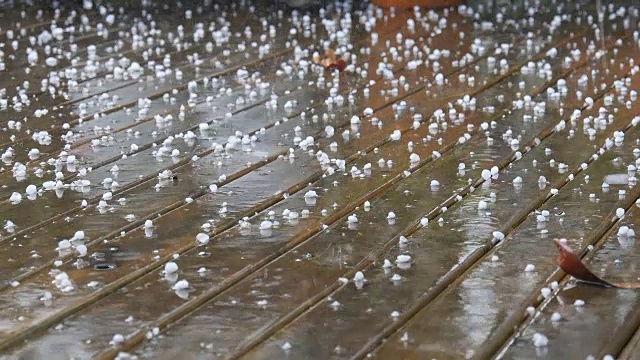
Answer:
(3, 0, 640, 359)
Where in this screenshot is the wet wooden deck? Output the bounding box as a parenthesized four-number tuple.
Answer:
(2, 0, 640, 359)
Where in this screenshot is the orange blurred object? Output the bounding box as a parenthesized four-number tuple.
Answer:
(371, 0, 463, 8)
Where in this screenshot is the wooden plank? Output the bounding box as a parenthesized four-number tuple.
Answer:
(121, 3, 636, 358)
(62, 3, 592, 360)
(233, 13, 637, 360)
(364, 21, 640, 360)
(0, 12, 336, 224)
(620, 321, 640, 360)
(498, 202, 640, 359)
(0, 4, 406, 285)
(0, 3, 293, 147)
(3, 1, 638, 359)
(0, 4, 516, 356)
(0, 4, 367, 203)
(0, 5, 432, 354)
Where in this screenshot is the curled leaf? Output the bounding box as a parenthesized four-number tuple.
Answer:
(554, 239, 640, 289)
(553, 239, 613, 287)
